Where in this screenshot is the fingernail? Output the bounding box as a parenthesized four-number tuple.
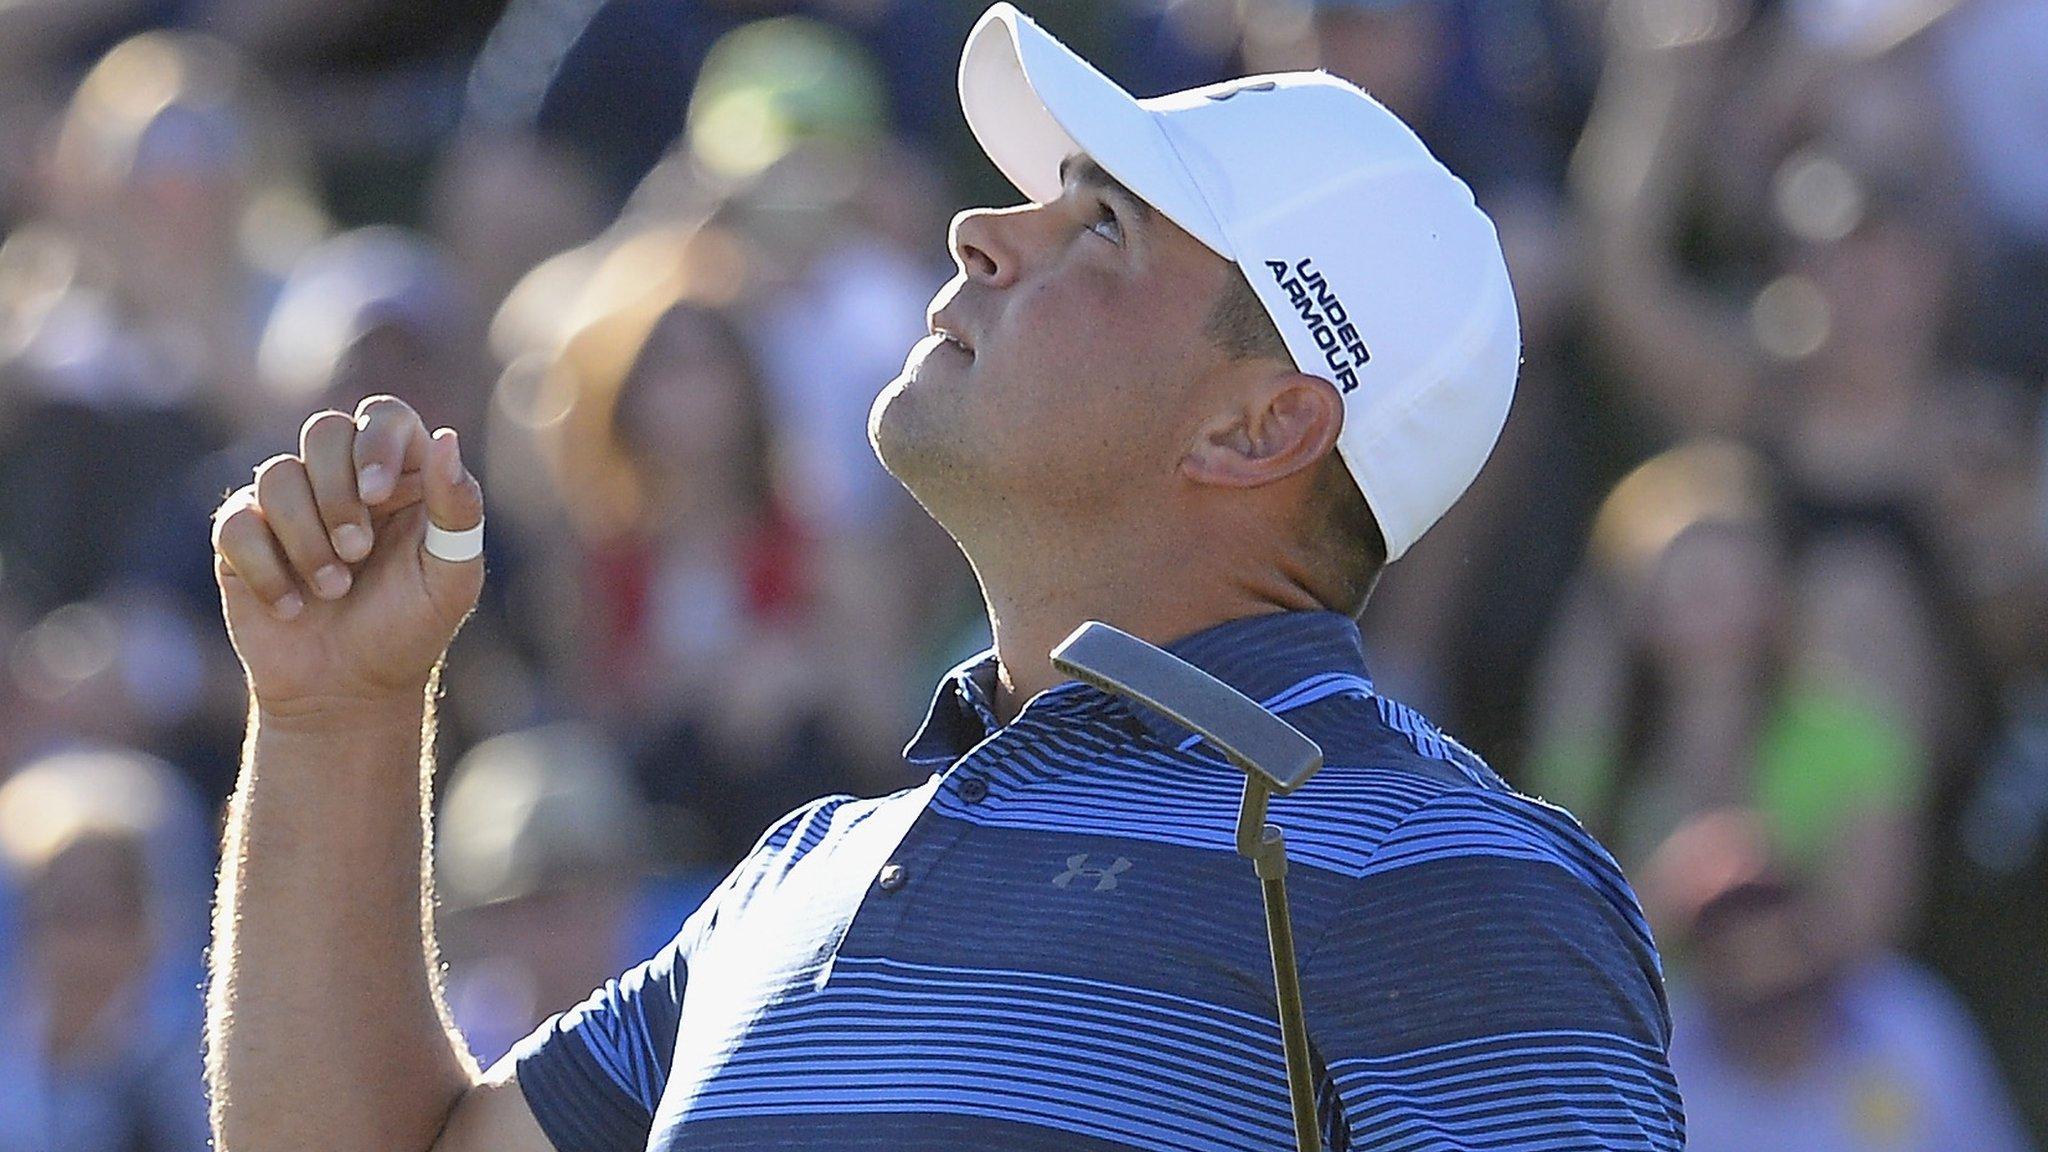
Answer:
(273, 592, 304, 621)
(358, 464, 391, 502)
(441, 430, 463, 485)
(313, 565, 351, 599)
(332, 523, 371, 561)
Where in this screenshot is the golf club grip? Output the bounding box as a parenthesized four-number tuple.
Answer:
(1050, 622, 1323, 792)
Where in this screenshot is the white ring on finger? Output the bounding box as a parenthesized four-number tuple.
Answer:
(423, 518, 484, 563)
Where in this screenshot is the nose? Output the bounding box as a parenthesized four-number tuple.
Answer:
(949, 206, 1029, 288)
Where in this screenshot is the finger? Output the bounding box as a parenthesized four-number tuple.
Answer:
(215, 551, 261, 617)
(422, 427, 485, 543)
(300, 409, 372, 563)
(253, 454, 352, 601)
(366, 470, 428, 523)
(212, 487, 306, 621)
(351, 394, 431, 506)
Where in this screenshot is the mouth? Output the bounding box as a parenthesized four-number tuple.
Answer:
(927, 307, 976, 356)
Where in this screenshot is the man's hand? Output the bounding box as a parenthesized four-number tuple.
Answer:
(212, 394, 485, 713)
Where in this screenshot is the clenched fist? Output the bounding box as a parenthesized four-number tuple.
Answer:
(212, 395, 485, 712)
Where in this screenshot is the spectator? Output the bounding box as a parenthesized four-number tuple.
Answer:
(424, 130, 611, 314)
(0, 31, 322, 614)
(1572, 0, 1980, 765)
(1930, 0, 2048, 380)
(36, 30, 322, 419)
(1571, 0, 1970, 451)
(191, 0, 504, 224)
(6, 594, 212, 776)
(255, 224, 486, 432)
(523, 231, 886, 861)
(1529, 442, 1930, 962)
(0, 747, 210, 1152)
(436, 724, 663, 1068)
(469, 1, 971, 202)
(1310, 0, 1602, 195)
(1646, 808, 2032, 1152)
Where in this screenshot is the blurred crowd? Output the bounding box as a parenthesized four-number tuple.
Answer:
(0, 0, 2041, 1148)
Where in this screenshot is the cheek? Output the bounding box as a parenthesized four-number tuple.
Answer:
(990, 267, 1125, 380)
(1004, 260, 1200, 402)
(980, 278, 1181, 475)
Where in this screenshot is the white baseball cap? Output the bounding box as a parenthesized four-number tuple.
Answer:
(959, 3, 1519, 562)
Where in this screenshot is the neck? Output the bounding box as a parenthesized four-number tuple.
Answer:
(965, 513, 1326, 724)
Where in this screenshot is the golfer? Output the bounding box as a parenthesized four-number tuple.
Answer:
(206, 6, 1681, 1150)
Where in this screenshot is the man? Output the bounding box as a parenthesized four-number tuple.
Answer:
(205, 6, 1682, 1150)
(0, 748, 212, 1152)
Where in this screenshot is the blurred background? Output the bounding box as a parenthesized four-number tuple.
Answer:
(0, 0, 2041, 1148)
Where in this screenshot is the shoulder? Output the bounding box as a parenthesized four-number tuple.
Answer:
(1271, 686, 1575, 876)
(744, 783, 929, 865)
(1364, 784, 1638, 899)
(1286, 689, 1672, 1029)
(1303, 793, 1674, 1070)
(1365, 777, 1661, 974)
(1282, 678, 1513, 797)
(1328, 771, 1653, 932)
(721, 783, 931, 901)
(1295, 684, 1623, 881)
(1302, 777, 1673, 1042)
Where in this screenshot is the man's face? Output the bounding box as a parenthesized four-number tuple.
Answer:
(24, 836, 150, 1006)
(869, 156, 1238, 530)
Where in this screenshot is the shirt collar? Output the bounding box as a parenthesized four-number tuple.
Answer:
(904, 649, 1005, 767)
(903, 610, 1375, 766)
(1131, 609, 1376, 753)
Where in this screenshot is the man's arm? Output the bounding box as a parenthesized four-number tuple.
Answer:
(434, 1069, 555, 1151)
(207, 687, 554, 1152)
(204, 396, 552, 1152)
(1570, 0, 1757, 438)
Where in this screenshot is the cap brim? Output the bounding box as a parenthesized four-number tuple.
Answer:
(959, 4, 1229, 255)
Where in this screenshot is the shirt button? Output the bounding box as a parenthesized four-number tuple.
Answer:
(959, 777, 989, 804)
(877, 863, 907, 892)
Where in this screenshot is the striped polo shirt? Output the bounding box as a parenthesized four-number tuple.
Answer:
(510, 609, 1684, 1150)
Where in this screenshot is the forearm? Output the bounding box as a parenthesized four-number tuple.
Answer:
(206, 671, 478, 1152)
(1574, 14, 1756, 433)
(1575, 3, 1734, 251)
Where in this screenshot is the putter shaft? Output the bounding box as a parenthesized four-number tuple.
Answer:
(1253, 820, 1321, 1152)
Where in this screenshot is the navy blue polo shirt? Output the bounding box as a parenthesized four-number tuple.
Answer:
(510, 610, 1684, 1150)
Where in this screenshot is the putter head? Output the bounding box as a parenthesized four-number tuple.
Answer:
(1051, 621, 1324, 794)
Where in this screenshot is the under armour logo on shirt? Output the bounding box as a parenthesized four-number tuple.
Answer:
(1054, 854, 1133, 891)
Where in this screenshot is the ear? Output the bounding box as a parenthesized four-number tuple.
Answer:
(1182, 370, 1345, 489)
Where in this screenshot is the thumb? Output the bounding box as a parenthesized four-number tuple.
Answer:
(420, 428, 486, 583)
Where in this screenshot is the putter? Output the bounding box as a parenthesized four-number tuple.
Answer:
(1051, 621, 1326, 1152)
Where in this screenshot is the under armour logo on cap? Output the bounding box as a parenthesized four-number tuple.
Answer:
(1053, 853, 1133, 891)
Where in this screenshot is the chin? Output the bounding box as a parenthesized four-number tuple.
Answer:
(868, 356, 983, 512)
(867, 372, 914, 471)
